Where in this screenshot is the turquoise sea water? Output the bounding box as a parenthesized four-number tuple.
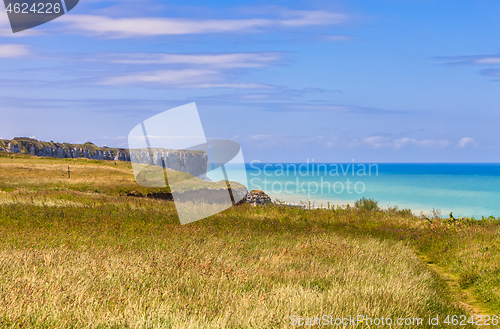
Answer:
(207, 163, 500, 218)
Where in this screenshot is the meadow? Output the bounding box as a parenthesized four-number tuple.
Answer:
(0, 153, 499, 328)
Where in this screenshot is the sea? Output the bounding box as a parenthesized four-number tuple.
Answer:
(207, 162, 500, 218)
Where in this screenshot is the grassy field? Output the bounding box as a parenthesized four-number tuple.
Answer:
(0, 153, 499, 328)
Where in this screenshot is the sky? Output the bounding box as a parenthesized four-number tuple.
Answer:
(1, 0, 500, 163)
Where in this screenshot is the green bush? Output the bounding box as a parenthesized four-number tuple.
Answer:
(354, 197, 380, 211)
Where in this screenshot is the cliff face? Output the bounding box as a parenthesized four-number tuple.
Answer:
(0, 137, 130, 161)
(0, 137, 208, 178)
(130, 148, 208, 179)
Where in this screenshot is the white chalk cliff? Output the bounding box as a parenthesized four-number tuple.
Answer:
(0, 137, 208, 178)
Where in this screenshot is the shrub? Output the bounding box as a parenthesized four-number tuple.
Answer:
(354, 197, 380, 211)
(398, 208, 413, 217)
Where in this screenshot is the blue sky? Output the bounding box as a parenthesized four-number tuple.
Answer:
(1, 0, 500, 162)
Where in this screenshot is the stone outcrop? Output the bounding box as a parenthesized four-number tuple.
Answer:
(0, 137, 209, 179)
(245, 190, 272, 206)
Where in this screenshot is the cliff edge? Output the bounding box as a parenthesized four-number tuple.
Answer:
(0, 137, 208, 179)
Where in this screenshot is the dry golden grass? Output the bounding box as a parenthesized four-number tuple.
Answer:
(0, 155, 148, 195)
(0, 190, 472, 328)
(0, 227, 457, 328)
(0, 155, 493, 328)
(0, 154, 240, 196)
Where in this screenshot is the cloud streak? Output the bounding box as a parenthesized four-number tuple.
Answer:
(0, 44, 30, 57)
(98, 69, 272, 88)
(57, 10, 349, 38)
(359, 136, 451, 149)
(238, 134, 460, 151)
(435, 53, 500, 80)
(437, 54, 500, 66)
(92, 51, 285, 87)
(0, 50, 286, 88)
(94, 52, 285, 68)
(321, 34, 354, 42)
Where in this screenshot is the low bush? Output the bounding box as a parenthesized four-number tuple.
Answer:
(354, 197, 380, 211)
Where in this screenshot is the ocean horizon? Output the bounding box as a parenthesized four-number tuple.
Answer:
(208, 162, 500, 218)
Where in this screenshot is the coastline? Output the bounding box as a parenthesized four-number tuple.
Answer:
(269, 194, 433, 215)
(242, 162, 500, 219)
(260, 191, 492, 218)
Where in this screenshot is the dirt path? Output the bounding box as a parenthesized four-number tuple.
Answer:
(418, 255, 494, 326)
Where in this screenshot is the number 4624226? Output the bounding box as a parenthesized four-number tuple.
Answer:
(5, 2, 61, 14)
(443, 314, 498, 326)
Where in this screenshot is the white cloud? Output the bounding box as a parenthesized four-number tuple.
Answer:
(458, 137, 476, 147)
(362, 136, 451, 149)
(240, 134, 459, 152)
(242, 134, 341, 150)
(58, 10, 348, 38)
(439, 54, 500, 66)
(98, 69, 271, 89)
(362, 136, 385, 149)
(276, 10, 347, 27)
(394, 137, 450, 149)
(0, 44, 30, 57)
(95, 52, 284, 87)
(100, 52, 284, 68)
(249, 134, 274, 140)
(474, 58, 500, 64)
(282, 104, 352, 112)
(194, 83, 272, 89)
(99, 69, 217, 85)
